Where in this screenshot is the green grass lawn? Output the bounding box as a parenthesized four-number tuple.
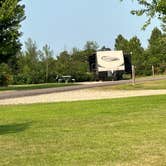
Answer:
(0, 95, 166, 165)
(99, 79, 166, 90)
(0, 83, 77, 92)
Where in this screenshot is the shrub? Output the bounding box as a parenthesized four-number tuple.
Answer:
(0, 63, 13, 87)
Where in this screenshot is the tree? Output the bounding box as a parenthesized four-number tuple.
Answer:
(120, 0, 166, 30)
(0, 0, 25, 64)
(148, 27, 162, 46)
(55, 46, 95, 82)
(71, 50, 92, 81)
(42, 44, 54, 82)
(16, 38, 42, 84)
(84, 41, 99, 51)
(114, 34, 130, 53)
(56, 51, 71, 76)
(0, 63, 12, 86)
(99, 46, 111, 51)
(115, 34, 146, 75)
(128, 36, 144, 74)
(147, 28, 162, 66)
(146, 27, 166, 73)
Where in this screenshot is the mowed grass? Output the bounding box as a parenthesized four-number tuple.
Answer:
(0, 95, 166, 166)
(0, 83, 77, 92)
(99, 79, 166, 90)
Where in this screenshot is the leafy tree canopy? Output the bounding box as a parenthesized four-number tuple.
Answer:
(120, 0, 166, 30)
(0, 0, 25, 64)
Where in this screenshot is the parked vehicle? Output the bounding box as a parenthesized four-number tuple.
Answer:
(57, 75, 75, 83)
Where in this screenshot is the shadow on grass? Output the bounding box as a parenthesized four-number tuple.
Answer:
(0, 122, 32, 135)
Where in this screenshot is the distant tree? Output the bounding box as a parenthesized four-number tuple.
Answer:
(128, 36, 144, 74)
(114, 35, 130, 53)
(56, 51, 71, 76)
(146, 27, 166, 73)
(84, 41, 99, 51)
(115, 34, 146, 75)
(147, 28, 163, 66)
(129, 36, 144, 65)
(0, 0, 25, 64)
(71, 47, 80, 54)
(71, 50, 92, 81)
(42, 44, 54, 82)
(99, 46, 111, 51)
(157, 36, 166, 73)
(16, 38, 42, 84)
(83, 41, 99, 75)
(148, 27, 162, 46)
(24, 38, 39, 65)
(55, 47, 95, 82)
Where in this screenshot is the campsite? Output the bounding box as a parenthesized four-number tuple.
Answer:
(0, 0, 166, 165)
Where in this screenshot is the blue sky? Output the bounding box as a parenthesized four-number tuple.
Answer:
(21, 0, 160, 54)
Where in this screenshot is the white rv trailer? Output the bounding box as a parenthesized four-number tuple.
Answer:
(89, 50, 131, 80)
(96, 51, 125, 72)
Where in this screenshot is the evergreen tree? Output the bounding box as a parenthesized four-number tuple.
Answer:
(114, 35, 129, 53)
(84, 41, 99, 51)
(147, 27, 166, 73)
(129, 36, 144, 74)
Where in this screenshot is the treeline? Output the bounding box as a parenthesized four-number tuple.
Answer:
(0, 27, 166, 86)
(115, 27, 166, 76)
(1, 1, 166, 86)
(13, 40, 98, 84)
(0, 40, 98, 85)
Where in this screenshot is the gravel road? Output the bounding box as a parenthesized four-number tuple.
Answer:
(0, 76, 166, 100)
(0, 89, 166, 105)
(0, 76, 166, 105)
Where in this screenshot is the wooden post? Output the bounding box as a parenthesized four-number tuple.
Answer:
(96, 70, 99, 81)
(132, 65, 135, 85)
(152, 65, 155, 77)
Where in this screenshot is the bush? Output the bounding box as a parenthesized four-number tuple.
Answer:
(0, 63, 13, 87)
(72, 72, 95, 82)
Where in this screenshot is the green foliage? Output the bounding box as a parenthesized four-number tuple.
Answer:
(55, 48, 94, 82)
(12, 39, 97, 84)
(42, 44, 54, 82)
(14, 38, 44, 84)
(5, 30, 166, 84)
(115, 34, 130, 53)
(146, 27, 166, 74)
(0, 63, 12, 86)
(121, 0, 166, 30)
(115, 34, 145, 75)
(84, 41, 99, 51)
(0, 0, 25, 64)
(157, 0, 166, 14)
(115, 28, 166, 76)
(129, 36, 145, 75)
